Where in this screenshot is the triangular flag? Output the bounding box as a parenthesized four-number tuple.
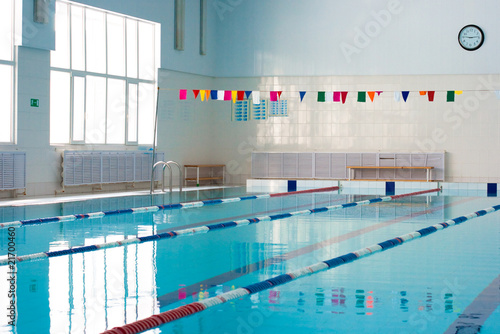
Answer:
(232, 90, 237, 103)
(317, 92, 325, 102)
(446, 91, 455, 102)
(333, 91, 340, 102)
(252, 91, 260, 104)
(341, 91, 348, 104)
(367, 91, 375, 102)
(224, 90, 232, 101)
(427, 91, 435, 102)
(376, 91, 383, 96)
(299, 91, 306, 102)
(495, 91, 500, 99)
(179, 89, 187, 100)
(394, 91, 401, 102)
(277, 91, 283, 100)
(200, 90, 206, 101)
(211, 90, 218, 100)
(237, 91, 245, 101)
(325, 92, 333, 102)
(402, 91, 409, 102)
(245, 91, 252, 99)
(193, 90, 200, 99)
(455, 90, 463, 95)
(357, 91, 366, 102)
(270, 91, 278, 102)
(419, 91, 426, 96)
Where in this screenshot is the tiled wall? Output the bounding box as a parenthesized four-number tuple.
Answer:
(210, 74, 500, 184)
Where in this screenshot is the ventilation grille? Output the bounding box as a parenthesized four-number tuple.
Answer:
(63, 151, 164, 186)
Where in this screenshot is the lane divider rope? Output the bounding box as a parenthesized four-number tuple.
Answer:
(101, 202, 500, 334)
(0, 186, 340, 229)
(0, 188, 439, 266)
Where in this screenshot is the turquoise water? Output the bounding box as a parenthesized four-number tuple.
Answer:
(0, 188, 499, 333)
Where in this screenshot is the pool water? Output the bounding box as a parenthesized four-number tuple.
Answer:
(0, 188, 499, 334)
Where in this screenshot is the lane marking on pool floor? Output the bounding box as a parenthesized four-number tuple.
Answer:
(0, 186, 339, 229)
(0, 188, 439, 266)
(102, 198, 497, 334)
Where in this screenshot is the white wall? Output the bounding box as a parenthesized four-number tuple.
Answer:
(214, 0, 500, 76)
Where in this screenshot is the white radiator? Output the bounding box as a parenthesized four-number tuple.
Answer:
(0, 152, 26, 190)
(251, 152, 445, 181)
(62, 151, 164, 187)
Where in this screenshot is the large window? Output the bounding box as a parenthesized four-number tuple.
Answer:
(50, 1, 160, 145)
(0, 0, 16, 143)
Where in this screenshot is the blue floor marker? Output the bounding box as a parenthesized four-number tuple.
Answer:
(386, 181, 395, 196)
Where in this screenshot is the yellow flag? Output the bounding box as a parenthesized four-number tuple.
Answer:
(455, 90, 463, 95)
(200, 90, 206, 101)
(232, 90, 237, 103)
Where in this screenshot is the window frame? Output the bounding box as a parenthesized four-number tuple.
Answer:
(50, 0, 159, 146)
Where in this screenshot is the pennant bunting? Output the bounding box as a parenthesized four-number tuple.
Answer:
(252, 91, 261, 104)
(367, 91, 375, 102)
(245, 91, 252, 99)
(200, 90, 206, 101)
(237, 91, 245, 101)
(317, 92, 325, 102)
(299, 91, 306, 102)
(402, 91, 409, 102)
(270, 91, 278, 102)
(333, 91, 341, 102)
(357, 91, 366, 102)
(376, 91, 383, 96)
(224, 90, 232, 101)
(193, 90, 200, 99)
(341, 91, 348, 104)
(455, 90, 463, 95)
(211, 90, 218, 100)
(446, 91, 455, 102)
(394, 91, 401, 102)
(277, 91, 283, 100)
(427, 91, 435, 102)
(325, 91, 333, 102)
(179, 89, 187, 100)
(419, 91, 426, 96)
(232, 90, 238, 103)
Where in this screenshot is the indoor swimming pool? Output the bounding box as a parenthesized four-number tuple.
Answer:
(0, 186, 499, 334)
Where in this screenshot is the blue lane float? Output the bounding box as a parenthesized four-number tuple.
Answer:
(0, 186, 340, 229)
(0, 188, 440, 266)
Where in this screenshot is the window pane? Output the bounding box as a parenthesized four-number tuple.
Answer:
(51, 2, 70, 68)
(86, 9, 106, 73)
(0, 0, 13, 61)
(71, 6, 85, 70)
(50, 71, 70, 144)
(107, 14, 125, 76)
(0, 65, 13, 142)
(138, 83, 155, 145)
(107, 78, 125, 144)
(127, 83, 138, 143)
(86, 76, 106, 144)
(138, 22, 155, 80)
(72, 76, 85, 142)
(126, 19, 138, 78)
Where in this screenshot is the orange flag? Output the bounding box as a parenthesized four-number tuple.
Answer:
(419, 91, 427, 96)
(367, 91, 375, 102)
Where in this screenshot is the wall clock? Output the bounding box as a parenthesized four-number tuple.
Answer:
(458, 25, 484, 51)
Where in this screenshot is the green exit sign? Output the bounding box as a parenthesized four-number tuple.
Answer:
(30, 99, 39, 107)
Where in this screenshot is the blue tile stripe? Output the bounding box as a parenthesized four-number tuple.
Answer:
(0, 186, 340, 229)
(103, 201, 500, 334)
(0, 188, 439, 266)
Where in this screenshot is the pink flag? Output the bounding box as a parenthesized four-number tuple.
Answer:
(333, 92, 341, 102)
(179, 89, 187, 100)
(270, 91, 278, 101)
(224, 90, 232, 101)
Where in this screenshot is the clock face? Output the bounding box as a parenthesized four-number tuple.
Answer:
(458, 25, 484, 51)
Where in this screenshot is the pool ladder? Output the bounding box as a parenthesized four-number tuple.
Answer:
(150, 160, 183, 194)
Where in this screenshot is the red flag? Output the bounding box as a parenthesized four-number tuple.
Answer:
(428, 91, 435, 102)
(277, 91, 283, 100)
(341, 91, 348, 104)
(237, 91, 245, 101)
(193, 90, 200, 99)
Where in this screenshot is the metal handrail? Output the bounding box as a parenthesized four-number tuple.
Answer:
(165, 161, 183, 193)
(150, 160, 183, 194)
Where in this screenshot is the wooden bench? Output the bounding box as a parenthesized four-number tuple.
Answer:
(184, 164, 225, 186)
(346, 166, 434, 182)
